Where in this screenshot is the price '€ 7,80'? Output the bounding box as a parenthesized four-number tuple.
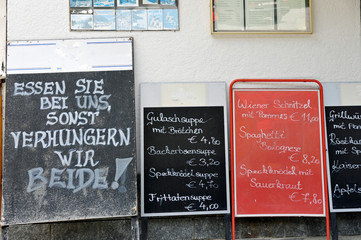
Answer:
(289, 192, 323, 205)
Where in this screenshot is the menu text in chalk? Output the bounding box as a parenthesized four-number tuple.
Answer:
(232, 90, 325, 216)
(326, 106, 361, 211)
(142, 107, 229, 216)
(3, 71, 137, 224)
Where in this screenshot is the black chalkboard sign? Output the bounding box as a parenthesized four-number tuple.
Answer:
(3, 70, 137, 224)
(142, 106, 229, 216)
(326, 106, 361, 211)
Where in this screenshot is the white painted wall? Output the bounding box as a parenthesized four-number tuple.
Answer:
(6, 0, 361, 85)
(3, 0, 361, 176)
(0, 0, 6, 77)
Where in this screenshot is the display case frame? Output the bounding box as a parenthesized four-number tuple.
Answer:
(211, 0, 312, 34)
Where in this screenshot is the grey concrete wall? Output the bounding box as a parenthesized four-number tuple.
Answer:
(2, 213, 361, 240)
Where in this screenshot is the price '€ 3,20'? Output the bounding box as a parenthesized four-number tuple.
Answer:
(186, 158, 220, 167)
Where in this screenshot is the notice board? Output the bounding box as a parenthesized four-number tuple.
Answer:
(230, 80, 328, 217)
(141, 82, 230, 216)
(325, 106, 361, 211)
(3, 38, 137, 225)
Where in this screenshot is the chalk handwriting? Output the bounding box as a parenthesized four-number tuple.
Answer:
(239, 126, 286, 143)
(46, 111, 99, 126)
(10, 128, 131, 148)
(185, 180, 219, 190)
(10, 76, 134, 196)
(328, 110, 361, 122)
(289, 192, 322, 204)
(143, 107, 227, 213)
(352, 146, 361, 155)
(147, 145, 216, 157)
(75, 95, 111, 111)
(239, 164, 297, 177)
(187, 136, 221, 145)
(54, 149, 98, 167)
(331, 160, 361, 173)
(335, 148, 348, 155)
(237, 99, 269, 109)
(183, 202, 219, 211)
(259, 141, 301, 154)
(347, 123, 361, 130)
(288, 153, 320, 165)
(273, 99, 312, 109)
(250, 178, 302, 191)
(333, 183, 361, 198)
(26, 157, 133, 193)
(27, 167, 109, 193)
(148, 193, 212, 203)
(75, 78, 105, 95)
(256, 111, 288, 120)
(241, 111, 255, 118)
(148, 167, 219, 180)
(328, 132, 361, 145)
(40, 97, 68, 110)
(14, 81, 66, 96)
(185, 158, 220, 167)
(235, 92, 324, 212)
(146, 111, 207, 126)
(333, 122, 346, 130)
(289, 112, 319, 123)
(168, 126, 203, 135)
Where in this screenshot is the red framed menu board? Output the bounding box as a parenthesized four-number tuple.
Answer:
(230, 80, 330, 239)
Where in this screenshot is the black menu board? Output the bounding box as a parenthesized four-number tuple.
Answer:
(326, 106, 361, 211)
(142, 106, 229, 216)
